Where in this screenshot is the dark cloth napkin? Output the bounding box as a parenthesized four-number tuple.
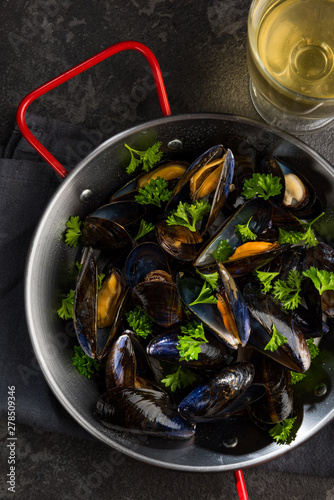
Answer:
(1, 114, 333, 475)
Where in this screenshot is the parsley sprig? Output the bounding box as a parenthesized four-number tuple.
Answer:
(57, 289, 75, 320)
(303, 267, 334, 295)
(254, 270, 280, 293)
(161, 365, 197, 392)
(242, 173, 282, 200)
(211, 239, 234, 262)
(264, 324, 288, 352)
(272, 270, 302, 310)
(135, 177, 172, 207)
(72, 345, 100, 378)
(65, 216, 82, 247)
(269, 416, 297, 444)
(290, 338, 320, 385)
(177, 321, 208, 361)
(125, 306, 153, 338)
(134, 219, 155, 240)
(236, 217, 257, 242)
(278, 212, 324, 246)
(124, 142, 163, 174)
(166, 199, 211, 232)
(189, 270, 219, 306)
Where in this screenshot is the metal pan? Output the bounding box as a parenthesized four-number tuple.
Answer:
(19, 42, 334, 472)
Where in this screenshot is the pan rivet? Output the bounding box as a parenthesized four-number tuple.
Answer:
(314, 383, 327, 397)
(167, 139, 182, 151)
(80, 189, 93, 202)
(223, 437, 238, 448)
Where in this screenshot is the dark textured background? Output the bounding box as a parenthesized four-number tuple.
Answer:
(1, 1, 334, 498)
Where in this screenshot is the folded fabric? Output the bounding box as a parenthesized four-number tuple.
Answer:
(1, 114, 333, 475)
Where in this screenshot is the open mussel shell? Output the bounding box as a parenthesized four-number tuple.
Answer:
(193, 198, 274, 269)
(178, 361, 265, 423)
(165, 145, 235, 232)
(249, 354, 293, 425)
(155, 220, 203, 261)
(243, 283, 311, 373)
(176, 271, 239, 349)
(73, 247, 129, 360)
(216, 262, 251, 346)
(110, 161, 189, 201)
(95, 387, 196, 440)
(147, 329, 237, 370)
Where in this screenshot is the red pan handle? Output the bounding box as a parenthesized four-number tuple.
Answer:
(16, 40, 171, 178)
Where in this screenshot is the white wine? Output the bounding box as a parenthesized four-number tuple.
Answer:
(247, 0, 334, 129)
(257, 0, 334, 99)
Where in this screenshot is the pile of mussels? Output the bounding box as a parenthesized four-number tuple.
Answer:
(72, 144, 333, 441)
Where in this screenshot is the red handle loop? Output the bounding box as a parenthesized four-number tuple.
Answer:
(16, 41, 171, 178)
(234, 470, 249, 500)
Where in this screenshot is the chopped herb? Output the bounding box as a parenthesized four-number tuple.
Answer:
(189, 281, 217, 306)
(264, 324, 288, 352)
(272, 270, 302, 310)
(236, 216, 258, 242)
(278, 228, 304, 245)
(242, 173, 282, 201)
(166, 199, 211, 232)
(290, 371, 307, 385)
(57, 289, 75, 320)
(97, 273, 105, 291)
(125, 306, 153, 339)
(254, 270, 280, 293)
(75, 261, 83, 272)
(64, 216, 82, 247)
(135, 219, 155, 240)
(307, 337, 320, 360)
(269, 416, 297, 444)
(135, 177, 172, 207)
(195, 270, 219, 290)
(72, 345, 100, 378)
(161, 365, 197, 392)
(177, 321, 208, 362)
(302, 267, 334, 295)
(124, 142, 163, 174)
(299, 212, 324, 247)
(211, 239, 234, 262)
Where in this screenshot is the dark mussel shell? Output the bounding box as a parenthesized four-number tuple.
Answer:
(176, 271, 240, 349)
(178, 361, 265, 423)
(73, 247, 128, 359)
(81, 201, 145, 250)
(155, 220, 203, 262)
(193, 198, 274, 269)
(249, 354, 293, 424)
(165, 145, 235, 233)
(95, 387, 196, 440)
(216, 262, 251, 346)
(244, 283, 311, 373)
(125, 242, 170, 290)
(147, 329, 237, 370)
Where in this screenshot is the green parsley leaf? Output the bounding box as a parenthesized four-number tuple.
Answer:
(124, 142, 163, 174)
(264, 324, 288, 352)
(211, 239, 234, 262)
(125, 306, 153, 339)
(195, 270, 219, 290)
(307, 337, 320, 360)
(134, 219, 155, 240)
(135, 177, 172, 207)
(278, 228, 304, 245)
(166, 199, 211, 232)
(177, 321, 208, 362)
(299, 212, 324, 247)
(64, 216, 82, 247)
(189, 281, 217, 306)
(302, 266, 334, 295)
(254, 270, 280, 293)
(290, 371, 307, 385)
(75, 261, 83, 273)
(97, 273, 105, 291)
(72, 345, 100, 378)
(272, 270, 302, 310)
(57, 289, 75, 320)
(242, 173, 282, 201)
(161, 366, 197, 392)
(236, 216, 258, 242)
(269, 416, 297, 444)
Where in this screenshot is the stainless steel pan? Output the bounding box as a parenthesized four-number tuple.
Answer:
(19, 42, 334, 471)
